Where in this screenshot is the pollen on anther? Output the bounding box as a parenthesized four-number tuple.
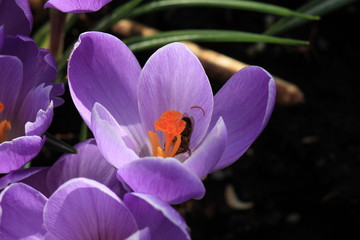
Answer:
(0, 102, 4, 112)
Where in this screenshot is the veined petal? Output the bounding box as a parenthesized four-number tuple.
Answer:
(117, 157, 205, 204)
(44, 178, 138, 240)
(68, 32, 146, 150)
(44, 0, 111, 13)
(0, 183, 47, 239)
(91, 103, 139, 169)
(0, 0, 32, 36)
(0, 25, 4, 51)
(125, 228, 151, 240)
(0, 55, 22, 120)
(0, 136, 45, 174)
(46, 139, 125, 196)
(2, 36, 39, 101)
(0, 167, 50, 196)
(183, 117, 227, 179)
(124, 193, 191, 240)
(22, 83, 53, 136)
(138, 42, 213, 149)
(0, 167, 45, 190)
(24, 100, 53, 137)
(210, 66, 276, 171)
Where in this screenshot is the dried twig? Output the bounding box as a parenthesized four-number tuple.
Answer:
(224, 184, 253, 210)
(112, 19, 305, 106)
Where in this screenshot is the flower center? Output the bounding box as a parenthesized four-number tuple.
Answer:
(148, 110, 186, 158)
(0, 102, 11, 143)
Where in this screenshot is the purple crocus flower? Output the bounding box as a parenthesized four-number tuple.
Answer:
(0, 34, 64, 173)
(0, 178, 191, 239)
(0, 0, 33, 37)
(68, 32, 276, 204)
(44, 0, 112, 13)
(0, 139, 124, 197)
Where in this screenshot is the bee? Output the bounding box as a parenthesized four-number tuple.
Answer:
(173, 106, 205, 156)
(173, 116, 193, 156)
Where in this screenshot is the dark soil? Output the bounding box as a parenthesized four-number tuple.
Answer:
(35, 1, 360, 239)
(174, 2, 360, 240)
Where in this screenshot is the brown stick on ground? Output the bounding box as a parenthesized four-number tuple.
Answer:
(112, 20, 304, 106)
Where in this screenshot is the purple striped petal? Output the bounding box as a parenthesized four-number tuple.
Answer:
(44, 178, 138, 240)
(124, 193, 191, 240)
(2, 36, 38, 101)
(0, 25, 4, 50)
(44, 0, 112, 13)
(210, 66, 276, 171)
(0, 183, 47, 239)
(91, 103, 139, 169)
(0, 167, 49, 196)
(138, 42, 213, 149)
(183, 117, 227, 179)
(68, 32, 147, 151)
(0, 167, 45, 190)
(0, 55, 22, 120)
(117, 157, 205, 204)
(125, 228, 151, 240)
(0, 0, 32, 36)
(46, 139, 124, 196)
(2, 36, 61, 110)
(0, 136, 45, 173)
(23, 88, 54, 136)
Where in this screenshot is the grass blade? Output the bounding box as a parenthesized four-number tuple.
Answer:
(124, 29, 308, 52)
(265, 0, 355, 35)
(128, 0, 319, 20)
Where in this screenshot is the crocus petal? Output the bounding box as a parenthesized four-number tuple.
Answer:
(24, 99, 53, 137)
(2, 36, 62, 108)
(44, 0, 111, 13)
(0, 0, 32, 36)
(0, 136, 45, 173)
(2, 36, 38, 101)
(117, 157, 205, 204)
(0, 25, 4, 50)
(46, 139, 124, 196)
(0, 55, 22, 119)
(21, 167, 50, 197)
(138, 42, 213, 149)
(183, 117, 227, 179)
(91, 103, 139, 169)
(0, 183, 47, 239)
(37, 48, 64, 107)
(68, 32, 147, 151)
(44, 178, 138, 240)
(125, 228, 151, 240)
(124, 193, 191, 240)
(0, 167, 49, 195)
(210, 66, 276, 171)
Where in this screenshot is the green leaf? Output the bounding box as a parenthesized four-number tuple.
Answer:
(93, 0, 144, 31)
(128, 0, 319, 20)
(32, 22, 50, 48)
(265, 0, 355, 35)
(45, 132, 77, 154)
(124, 29, 308, 52)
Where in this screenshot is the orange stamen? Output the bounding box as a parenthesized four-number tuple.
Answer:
(149, 110, 186, 158)
(0, 120, 11, 143)
(148, 131, 161, 156)
(0, 102, 11, 143)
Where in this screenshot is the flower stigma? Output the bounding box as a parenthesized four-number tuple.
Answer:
(0, 102, 11, 143)
(148, 110, 186, 158)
